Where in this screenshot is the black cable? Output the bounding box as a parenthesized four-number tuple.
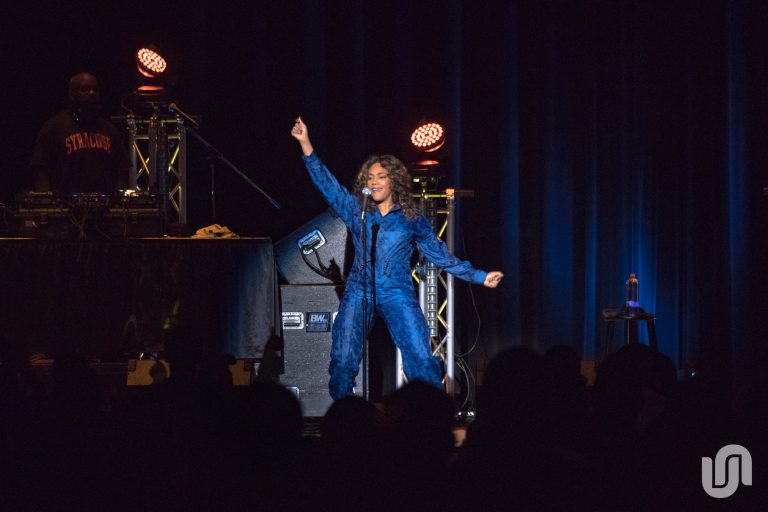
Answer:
(299, 246, 344, 283)
(312, 248, 329, 273)
(299, 247, 329, 277)
(457, 229, 484, 358)
(455, 354, 476, 411)
(120, 91, 139, 114)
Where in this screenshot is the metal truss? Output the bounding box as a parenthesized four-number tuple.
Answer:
(396, 186, 459, 397)
(124, 113, 188, 224)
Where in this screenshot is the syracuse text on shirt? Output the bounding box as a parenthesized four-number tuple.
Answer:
(64, 131, 112, 155)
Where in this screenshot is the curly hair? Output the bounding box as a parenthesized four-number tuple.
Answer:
(352, 154, 419, 219)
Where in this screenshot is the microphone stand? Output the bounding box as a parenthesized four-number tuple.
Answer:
(368, 223, 380, 400)
(360, 209, 369, 401)
(173, 106, 281, 214)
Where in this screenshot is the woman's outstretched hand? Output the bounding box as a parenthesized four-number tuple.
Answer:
(483, 271, 504, 288)
(291, 116, 314, 156)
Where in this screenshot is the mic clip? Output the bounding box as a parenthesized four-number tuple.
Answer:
(167, 102, 200, 129)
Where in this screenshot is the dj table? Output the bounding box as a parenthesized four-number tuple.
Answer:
(0, 237, 279, 361)
(10, 191, 163, 239)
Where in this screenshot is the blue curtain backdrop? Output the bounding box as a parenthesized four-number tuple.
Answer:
(2, 0, 766, 383)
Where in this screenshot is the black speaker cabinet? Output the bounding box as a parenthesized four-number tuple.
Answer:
(275, 209, 348, 285)
(280, 284, 361, 416)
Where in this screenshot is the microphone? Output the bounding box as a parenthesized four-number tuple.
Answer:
(167, 102, 200, 128)
(360, 187, 372, 220)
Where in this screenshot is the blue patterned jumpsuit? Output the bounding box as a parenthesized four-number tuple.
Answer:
(302, 152, 488, 399)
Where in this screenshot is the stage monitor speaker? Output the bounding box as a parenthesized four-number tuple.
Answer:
(280, 284, 361, 416)
(275, 209, 348, 285)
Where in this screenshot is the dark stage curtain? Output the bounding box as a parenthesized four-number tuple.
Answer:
(481, 1, 768, 385)
(367, 0, 766, 385)
(0, 238, 279, 359)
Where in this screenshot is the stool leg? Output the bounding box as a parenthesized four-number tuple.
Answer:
(625, 319, 639, 345)
(646, 319, 658, 352)
(603, 322, 615, 359)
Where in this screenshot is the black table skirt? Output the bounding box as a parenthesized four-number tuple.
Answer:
(0, 238, 279, 360)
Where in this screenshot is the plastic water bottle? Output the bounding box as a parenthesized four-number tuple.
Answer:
(626, 273, 639, 309)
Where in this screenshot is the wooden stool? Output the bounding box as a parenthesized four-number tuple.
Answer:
(601, 307, 658, 359)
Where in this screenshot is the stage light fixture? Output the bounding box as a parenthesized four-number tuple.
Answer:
(409, 120, 446, 182)
(410, 122, 445, 152)
(137, 47, 167, 78)
(133, 45, 174, 101)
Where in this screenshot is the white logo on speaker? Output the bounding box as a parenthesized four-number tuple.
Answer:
(281, 312, 304, 330)
(701, 444, 752, 498)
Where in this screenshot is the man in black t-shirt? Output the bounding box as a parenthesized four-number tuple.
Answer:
(30, 72, 129, 195)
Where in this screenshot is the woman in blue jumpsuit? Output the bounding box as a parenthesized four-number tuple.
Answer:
(291, 117, 504, 400)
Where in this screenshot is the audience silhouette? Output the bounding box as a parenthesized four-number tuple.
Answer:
(1, 331, 762, 511)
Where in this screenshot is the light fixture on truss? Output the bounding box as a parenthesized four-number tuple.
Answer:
(410, 120, 446, 187)
(134, 44, 176, 102)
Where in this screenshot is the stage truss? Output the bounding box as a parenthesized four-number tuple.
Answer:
(397, 185, 464, 399)
(124, 113, 188, 224)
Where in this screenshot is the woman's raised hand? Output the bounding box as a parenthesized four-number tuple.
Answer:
(291, 116, 314, 156)
(291, 116, 308, 141)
